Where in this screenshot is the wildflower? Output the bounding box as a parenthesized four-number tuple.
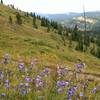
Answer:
(18, 63, 25, 71)
(57, 67, 68, 76)
(44, 67, 51, 75)
(34, 76, 42, 84)
(21, 89, 27, 95)
(34, 76, 44, 88)
(39, 67, 51, 77)
(67, 89, 73, 99)
(5, 79, 9, 83)
(1, 93, 6, 97)
(92, 86, 100, 93)
(57, 81, 67, 87)
(72, 86, 77, 94)
(25, 77, 32, 83)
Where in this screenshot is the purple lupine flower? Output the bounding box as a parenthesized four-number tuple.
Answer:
(67, 86, 77, 99)
(21, 89, 27, 95)
(57, 88, 64, 94)
(1, 93, 6, 97)
(25, 77, 32, 83)
(92, 87, 97, 93)
(39, 67, 51, 77)
(67, 88, 73, 99)
(34, 76, 44, 88)
(71, 86, 77, 94)
(5, 79, 9, 83)
(18, 63, 25, 71)
(34, 76, 42, 84)
(57, 81, 67, 87)
(44, 67, 51, 74)
(75, 63, 85, 69)
(92, 86, 100, 93)
(57, 67, 68, 76)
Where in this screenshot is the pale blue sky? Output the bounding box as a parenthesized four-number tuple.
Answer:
(3, 0, 100, 14)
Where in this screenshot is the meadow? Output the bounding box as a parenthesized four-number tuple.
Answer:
(0, 53, 100, 100)
(0, 4, 100, 100)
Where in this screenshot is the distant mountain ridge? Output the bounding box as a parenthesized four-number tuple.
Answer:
(39, 11, 100, 33)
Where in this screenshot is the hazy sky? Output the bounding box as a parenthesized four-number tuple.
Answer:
(3, 0, 100, 14)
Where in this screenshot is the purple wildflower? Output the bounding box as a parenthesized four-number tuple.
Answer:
(72, 86, 77, 94)
(75, 63, 85, 70)
(57, 81, 67, 87)
(21, 89, 27, 95)
(44, 67, 51, 74)
(39, 67, 51, 77)
(92, 86, 100, 93)
(34, 76, 44, 88)
(92, 87, 97, 93)
(25, 77, 32, 83)
(67, 88, 73, 99)
(57, 67, 68, 76)
(18, 63, 25, 71)
(34, 76, 42, 84)
(1, 93, 6, 97)
(5, 79, 9, 83)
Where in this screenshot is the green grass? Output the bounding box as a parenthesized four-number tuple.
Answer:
(0, 3, 100, 81)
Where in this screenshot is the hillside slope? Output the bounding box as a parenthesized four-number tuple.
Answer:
(0, 4, 100, 80)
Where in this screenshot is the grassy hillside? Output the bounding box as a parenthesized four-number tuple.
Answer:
(0, 4, 100, 77)
(0, 4, 100, 100)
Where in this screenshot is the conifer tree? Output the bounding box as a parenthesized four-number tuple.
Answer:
(1, 0, 3, 4)
(33, 16, 38, 28)
(96, 47, 100, 58)
(16, 13, 22, 25)
(9, 16, 12, 24)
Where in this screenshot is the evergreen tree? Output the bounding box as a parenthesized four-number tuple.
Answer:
(16, 13, 22, 25)
(9, 16, 12, 24)
(1, 0, 3, 4)
(90, 44, 96, 56)
(96, 47, 100, 58)
(47, 24, 50, 32)
(68, 34, 73, 48)
(83, 34, 90, 51)
(72, 24, 78, 41)
(33, 16, 38, 28)
(76, 34, 84, 51)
